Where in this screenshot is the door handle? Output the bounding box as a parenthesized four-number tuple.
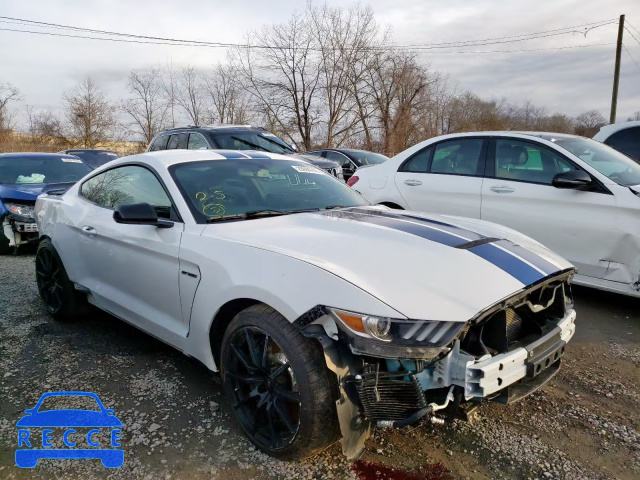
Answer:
(81, 225, 97, 236)
(404, 179, 423, 186)
(490, 185, 515, 193)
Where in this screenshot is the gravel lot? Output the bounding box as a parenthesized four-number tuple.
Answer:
(1, 253, 639, 479)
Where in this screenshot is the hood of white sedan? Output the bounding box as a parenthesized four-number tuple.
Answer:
(202, 206, 573, 322)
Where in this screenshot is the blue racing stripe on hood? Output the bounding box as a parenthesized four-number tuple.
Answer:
(327, 208, 560, 285)
(348, 212, 466, 247)
(468, 243, 547, 285)
(491, 240, 561, 275)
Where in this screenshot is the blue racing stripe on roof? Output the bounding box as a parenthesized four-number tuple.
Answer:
(469, 242, 546, 285)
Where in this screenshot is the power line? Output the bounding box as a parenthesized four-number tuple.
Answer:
(623, 44, 640, 71)
(624, 26, 640, 46)
(422, 42, 614, 54)
(627, 20, 640, 36)
(0, 15, 618, 51)
(0, 26, 615, 55)
(395, 19, 617, 48)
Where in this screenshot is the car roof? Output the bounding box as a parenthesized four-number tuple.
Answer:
(0, 152, 82, 159)
(98, 149, 297, 172)
(158, 125, 260, 134)
(593, 120, 640, 141)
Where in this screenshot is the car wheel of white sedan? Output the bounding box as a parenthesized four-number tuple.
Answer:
(35, 239, 85, 321)
(221, 304, 340, 459)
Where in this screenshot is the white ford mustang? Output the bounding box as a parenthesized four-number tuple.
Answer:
(35, 149, 576, 460)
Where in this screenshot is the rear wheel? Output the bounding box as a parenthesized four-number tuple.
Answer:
(221, 304, 340, 460)
(35, 239, 85, 321)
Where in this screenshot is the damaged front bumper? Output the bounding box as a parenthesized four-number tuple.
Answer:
(299, 273, 577, 459)
(428, 308, 575, 403)
(2, 213, 39, 248)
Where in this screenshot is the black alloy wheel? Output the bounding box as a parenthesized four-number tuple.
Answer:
(224, 326, 301, 450)
(35, 239, 84, 321)
(36, 247, 65, 314)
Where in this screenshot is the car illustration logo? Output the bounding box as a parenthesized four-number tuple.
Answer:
(15, 391, 123, 468)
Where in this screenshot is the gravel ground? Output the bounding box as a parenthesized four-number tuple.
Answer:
(1, 254, 639, 479)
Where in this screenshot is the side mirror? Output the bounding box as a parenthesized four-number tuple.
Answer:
(113, 203, 173, 228)
(552, 170, 592, 190)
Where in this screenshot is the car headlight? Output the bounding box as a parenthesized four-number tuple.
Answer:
(5, 203, 35, 221)
(327, 308, 465, 347)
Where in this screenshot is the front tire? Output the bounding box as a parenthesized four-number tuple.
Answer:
(0, 229, 11, 255)
(221, 304, 340, 460)
(35, 239, 85, 321)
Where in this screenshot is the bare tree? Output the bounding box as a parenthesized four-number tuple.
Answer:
(63, 78, 118, 148)
(26, 106, 67, 150)
(203, 63, 250, 124)
(174, 66, 205, 126)
(160, 62, 179, 128)
(0, 82, 21, 133)
(628, 111, 640, 121)
(232, 11, 323, 150)
(309, 3, 381, 147)
(574, 110, 607, 137)
(122, 68, 168, 144)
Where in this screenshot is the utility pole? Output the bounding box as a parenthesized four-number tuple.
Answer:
(610, 14, 625, 124)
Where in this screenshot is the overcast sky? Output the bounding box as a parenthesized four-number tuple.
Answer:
(2, 0, 640, 127)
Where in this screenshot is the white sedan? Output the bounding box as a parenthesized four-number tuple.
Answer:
(35, 149, 576, 460)
(351, 132, 640, 298)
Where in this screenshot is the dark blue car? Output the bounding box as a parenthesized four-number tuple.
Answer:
(0, 153, 92, 254)
(15, 391, 124, 468)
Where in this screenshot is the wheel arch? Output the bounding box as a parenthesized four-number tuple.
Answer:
(209, 298, 269, 365)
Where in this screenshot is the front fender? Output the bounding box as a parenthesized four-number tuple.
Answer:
(184, 242, 405, 370)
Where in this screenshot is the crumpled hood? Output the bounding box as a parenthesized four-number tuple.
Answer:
(0, 183, 43, 202)
(203, 206, 573, 322)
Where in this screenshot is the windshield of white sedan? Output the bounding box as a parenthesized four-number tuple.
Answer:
(171, 159, 367, 222)
(0, 156, 91, 185)
(551, 137, 640, 186)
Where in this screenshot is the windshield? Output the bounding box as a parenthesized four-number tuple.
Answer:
(170, 159, 367, 223)
(210, 131, 295, 154)
(66, 150, 118, 168)
(551, 137, 640, 186)
(0, 156, 92, 185)
(344, 150, 389, 166)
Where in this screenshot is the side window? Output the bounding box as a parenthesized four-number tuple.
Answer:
(166, 133, 188, 150)
(166, 135, 180, 150)
(399, 148, 432, 173)
(430, 139, 484, 176)
(81, 166, 175, 218)
(605, 127, 640, 160)
(188, 133, 209, 150)
(149, 136, 169, 152)
(494, 139, 576, 185)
